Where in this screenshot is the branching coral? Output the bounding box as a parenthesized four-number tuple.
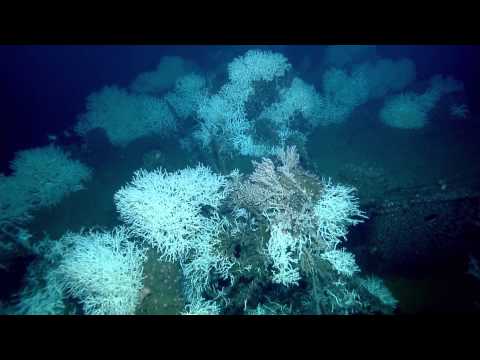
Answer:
(232, 146, 366, 286)
(260, 77, 322, 129)
(58, 227, 147, 315)
(114, 164, 231, 262)
(380, 74, 464, 129)
(180, 295, 221, 315)
(1, 145, 92, 234)
(129, 56, 193, 95)
(353, 58, 416, 99)
(314, 178, 367, 249)
(320, 249, 360, 277)
(75, 85, 176, 147)
(115, 164, 236, 312)
(266, 223, 302, 286)
(227, 49, 291, 85)
(10, 145, 92, 208)
(193, 49, 293, 158)
(380, 92, 429, 129)
(164, 73, 208, 119)
(311, 67, 370, 126)
(359, 275, 398, 309)
(10, 265, 66, 315)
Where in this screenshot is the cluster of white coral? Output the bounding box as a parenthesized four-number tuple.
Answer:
(234, 147, 366, 287)
(360, 275, 398, 308)
(314, 178, 367, 249)
(380, 74, 464, 129)
(180, 294, 221, 315)
(314, 67, 370, 125)
(58, 227, 147, 315)
(194, 82, 251, 152)
(260, 77, 321, 129)
(75, 85, 176, 147)
(193, 49, 292, 157)
(320, 249, 360, 277)
(188, 50, 428, 155)
(306, 57, 416, 127)
(129, 56, 193, 95)
(380, 92, 429, 129)
(227, 49, 291, 85)
(180, 210, 235, 299)
(266, 223, 302, 286)
(322, 67, 370, 108)
(181, 246, 234, 298)
(11, 48, 462, 315)
(233, 134, 279, 158)
(353, 58, 416, 99)
(165, 73, 208, 119)
(11, 267, 65, 315)
(1, 145, 92, 231)
(114, 164, 230, 262)
(115, 164, 236, 313)
(10, 145, 92, 207)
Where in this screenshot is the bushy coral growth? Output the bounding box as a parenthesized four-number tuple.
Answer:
(233, 146, 366, 286)
(165, 73, 208, 119)
(314, 178, 367, 249)
(380, 93, 429, 129)
(380, 74, 464, 129)
(194, 50, 416, 155)
(322, 67, 370, 108)
(360, 275, 398, 309)
(75, 85, 176, 147)
(320, 249, 360, 277)
(114, 164, 230, 262)
(309, 96, 352, 126)
(58, 227, 146, 315)
(4, 48, 428, 316)
(129, 56, 193, 95)
(310, 57, 416, 127)
(1, 145, 92, 233)
(115, 165, 236, 313)
(193, 49, 292, 157)
(180, 295, 221, 315)
(10, 266, 65, 315)
(227, 49, 291, 85)
(260, 77, 322, 129)
(353, 58, 416, 99)
(194, 82, 252, 153)
(417, 74, 464, 111)
(10, 145, 92, 208)
(312, 67, 370, 125)
(266, 223, 302, 286)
